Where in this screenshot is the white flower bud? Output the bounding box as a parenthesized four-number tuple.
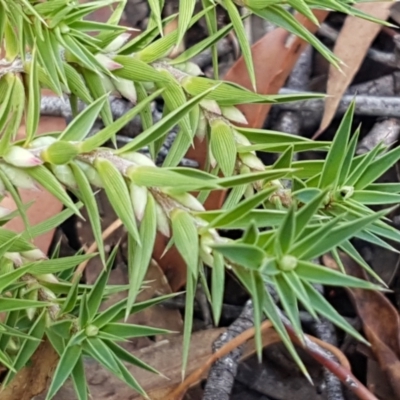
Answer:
(99, 73, 118, 95)
(0, 163, 38, 190)
(95, 53, 122, 71)
(75, 160, 103, 188)
(239, 152, 265, 171)
(233, 130, 252, 146)
(21, 249, 47, 261)
(200, 99, 221, 115)
(50, 164, 77, 188)
(103, 33, 131, 53)
(0, 206, 10, 218)
(3, 146, 42, 167)
(120, 151, 155, 166)
(35, 273, 59, 284)
(155, 202, 170, 237)
(221, 106, 248, 125)
(130, 183, 148, 221)
(164, 189, 205, 212)
(4, 252, 23, 266)
(113, 77, 137, 103)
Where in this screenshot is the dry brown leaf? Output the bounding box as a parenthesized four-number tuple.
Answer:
(34, 328, 225, 400)
(223, 11, 329, 129)
(1, 340, 58, 400)
(34, 324, 283, 400)
(316, 2, 392, 136)
(324, 253, 400, 398)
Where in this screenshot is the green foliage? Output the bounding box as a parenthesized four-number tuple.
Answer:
(0, 0, 397, 398)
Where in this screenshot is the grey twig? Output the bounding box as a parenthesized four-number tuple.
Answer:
(278, 89, 400, 119)
(347, 72, 400, 97)
(311, 318, 345, 400)
(202, 300, 254, 400)
(192, 38, 233, 69)
(357, 118, 400, 154)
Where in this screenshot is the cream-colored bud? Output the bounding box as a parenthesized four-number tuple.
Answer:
(155, 202, 170, 237)
(113, 77, 137, 103)
(21, 249, 47, 261)
(95, 53, 122, 71)
(3, 146, 42, 167)
(120, 151, 155, 166)
(221, 106, 248, 125)
(130, 183, 148, 221)
(0, 163, 38, 190)
(103, 33, 131, 53)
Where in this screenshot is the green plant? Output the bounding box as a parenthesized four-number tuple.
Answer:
(0, 0, 397, 398)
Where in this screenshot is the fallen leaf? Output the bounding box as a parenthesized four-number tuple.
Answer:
(324, 253, 400, 398)
(0, 339, 58, 400)
(316, 3, 392, 136)
(224, 11, 329, 129)
(34, 328, 226, 400)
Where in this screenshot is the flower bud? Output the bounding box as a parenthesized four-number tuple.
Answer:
(103, 33, 131, 53)
(164, 189, 205, 212)
(221, 106, 248, 125)
(278, 255, 298, 271)
(85, 324, 99, 337)
(130, 183, 148, 221)
(35, 273, 58, 284)
(95, 53, 122, 71)
(41, 287, 57, 301)
(336, 186, 354, 201)
(233, 130, 252, 146)
(155, 202, 170, 237)
(239, 152, 265, 171)
(200, 99, 221, 115)
(0, 163, 38, 190)
(75, 160, 103, 188)
(113, 77, 137, 103)
(41, 141, 79, 165)
(23, 285, 39, 320)
(4, 252, 23, 266)
(174, 62, 203, 76)
(139, 82, 155, 94)
(7, 338, 19, 354)
(199, 232, 215, 265)
(185, 62, 203, 76)
(21, 249, 47, 261)
(3, 146, 42, 167)
(119, 151, 155, 166)
(50, 164, 77, 188)
(0, 206, 10, 218)
(29, 136, 57, 149)
(195, 111, 208, 142)
(98, 73, 118, 95)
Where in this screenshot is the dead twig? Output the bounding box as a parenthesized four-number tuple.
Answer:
(167, 312, 352, 400)
(281, 314, 379, 400)
(201, 300, 255, 400)
(356, 118, 400, 154)
(278, 90, 400, 119)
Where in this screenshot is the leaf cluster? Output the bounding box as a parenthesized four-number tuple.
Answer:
(0, 0, 397, 398)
